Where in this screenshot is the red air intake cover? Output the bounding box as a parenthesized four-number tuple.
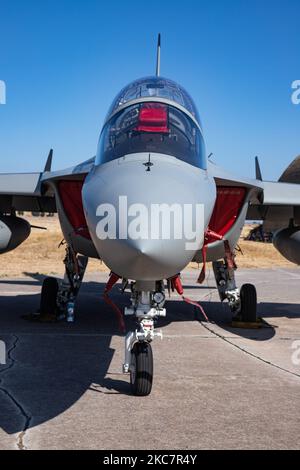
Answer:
(208, 187, 246, 241)
(58, 180, 91, 240)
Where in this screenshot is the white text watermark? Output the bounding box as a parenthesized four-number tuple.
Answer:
(96, 197, 204, 250)
(0, 340, 6, 364)
(291, 80, 300, 105)
(0, 80, 6, 105)
(291, 340, 300, 365)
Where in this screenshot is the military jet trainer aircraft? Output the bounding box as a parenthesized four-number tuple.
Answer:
(1, 36, 300, 395)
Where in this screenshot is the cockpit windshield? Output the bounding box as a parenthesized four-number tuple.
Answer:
(106, 76, 201, 126)
(96, 77, 206, 169)
(96, 102, 206, 169)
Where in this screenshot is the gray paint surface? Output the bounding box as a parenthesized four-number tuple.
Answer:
(83, 153, 216, 280)
(0, 173, 41, 196)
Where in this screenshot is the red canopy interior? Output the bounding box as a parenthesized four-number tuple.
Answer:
(136, 103, 169, 133)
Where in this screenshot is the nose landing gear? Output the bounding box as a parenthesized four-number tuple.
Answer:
(130, 342, 153, 396)
(122, 284, 165, 396)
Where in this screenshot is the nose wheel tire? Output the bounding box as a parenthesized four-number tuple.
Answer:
(239, 283, 257, 323)
(130, 342, 153, 396)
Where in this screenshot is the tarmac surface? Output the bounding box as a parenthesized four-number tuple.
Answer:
(0, 267, 300, 450)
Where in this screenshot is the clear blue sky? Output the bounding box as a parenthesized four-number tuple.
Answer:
(0, 0, 299, 180)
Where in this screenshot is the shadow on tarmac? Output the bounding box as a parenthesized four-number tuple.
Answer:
(1, 273, 296, 434)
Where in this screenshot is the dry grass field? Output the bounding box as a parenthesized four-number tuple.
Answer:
(0, 215, 294, 279)
(1, 214, 108, 278)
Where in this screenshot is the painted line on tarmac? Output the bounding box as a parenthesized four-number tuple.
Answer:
(276, 268, 300, 279)
(200, 321, 300, 380)
(0, 332, 231, 338)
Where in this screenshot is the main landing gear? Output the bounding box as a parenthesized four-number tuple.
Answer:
(213, 259, 257, 323)
(39, 246, 88, 322)
(122, 281, 165, 396)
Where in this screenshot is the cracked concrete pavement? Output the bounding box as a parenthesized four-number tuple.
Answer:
(0, 335, 31, 450)
(0, 268, 300, 450)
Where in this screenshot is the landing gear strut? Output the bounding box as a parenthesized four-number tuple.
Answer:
(123, 282, 165, 396)
(56, 246, 88, 321)
(38, 246, 88, 322)
(213, 259, 257, 323)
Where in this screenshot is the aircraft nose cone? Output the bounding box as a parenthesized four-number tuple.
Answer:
(82, 154, 216, 280)
(90, 236, 188, 281)
(98, 238, 167, 280)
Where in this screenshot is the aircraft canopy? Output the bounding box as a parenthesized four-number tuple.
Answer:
(106, 76, 201, 126)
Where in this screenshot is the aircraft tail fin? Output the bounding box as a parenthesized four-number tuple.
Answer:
(156, 33, 161, 77)
(44, 149, 53, 172)
(255, 156, 262, 181)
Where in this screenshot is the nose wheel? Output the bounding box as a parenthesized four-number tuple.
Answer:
(130, 342, 153, 396)
(123, 287, 165, 396)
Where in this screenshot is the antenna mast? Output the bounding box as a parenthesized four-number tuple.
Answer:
(156, 34, 161, 77)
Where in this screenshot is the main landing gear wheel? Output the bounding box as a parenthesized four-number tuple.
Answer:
(239, 283, 257, 323)
(40, 277, 59, 319)
(130, 342, 153, 396)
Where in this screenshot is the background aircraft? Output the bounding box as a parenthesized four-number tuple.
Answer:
(1, 37, 300, 396)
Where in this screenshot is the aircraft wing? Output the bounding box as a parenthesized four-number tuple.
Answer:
(246, 180, 300, 230)
(0, 171, 56, 213)
(0, 153, 95, 213)
(248, 155, 300, 230)
(211, 159, 300, 235)
(208, 160, 300, 231)
(0, 172, 41, 196)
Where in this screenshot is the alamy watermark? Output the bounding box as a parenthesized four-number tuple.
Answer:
(291, 340, 300, 366)
(96, 196, 205, 250)
(0, 80, 6, 105)
(291, 80, 300, 105)
(0, 340, 6, 365)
